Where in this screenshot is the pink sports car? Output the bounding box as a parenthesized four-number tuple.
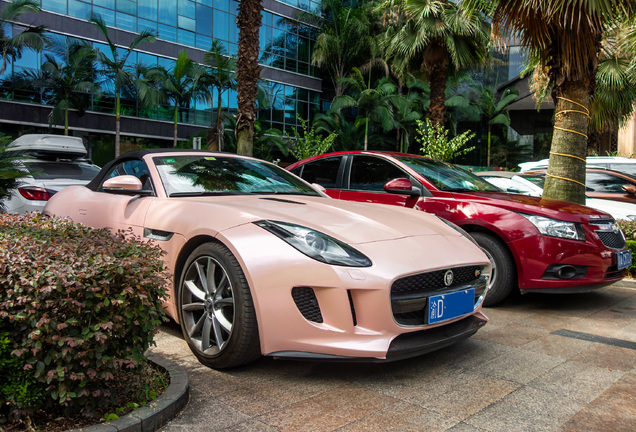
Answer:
(44, 150, 491, 368)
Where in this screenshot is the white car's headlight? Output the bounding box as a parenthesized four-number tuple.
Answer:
(520, 213, 585, 241)
(254, 220, 372, 267)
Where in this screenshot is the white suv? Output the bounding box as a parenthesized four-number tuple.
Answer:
(4, 134, 101, 214)
(519, 156, 636, 175)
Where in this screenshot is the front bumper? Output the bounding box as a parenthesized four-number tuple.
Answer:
(510, 225, 628, 292)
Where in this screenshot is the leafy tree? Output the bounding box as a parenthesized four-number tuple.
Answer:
(148, 50, 208, 148)
(203, 41, 237, 151)
(0, 0, 46, 76)
(384, 0, 489, 125)
(465, 0, 636, 204)
(287, 116, 337, 160)
(88, 13, 156, 157)
(416, 118, 475, 161)
(236, 0, 263, 156)
(42, 41, 99, 134)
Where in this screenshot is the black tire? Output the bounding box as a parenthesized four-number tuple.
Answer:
(177, 242, 260, 368)
(470, 232, 517, 307)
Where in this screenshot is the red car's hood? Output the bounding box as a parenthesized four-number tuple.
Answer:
(450, 191, 612, 223)
(164, 194, 458, 244)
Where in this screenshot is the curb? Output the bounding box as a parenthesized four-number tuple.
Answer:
(67, 354, 189, 432)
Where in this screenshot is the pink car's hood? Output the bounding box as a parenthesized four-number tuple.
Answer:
(151, 194, 456, 244)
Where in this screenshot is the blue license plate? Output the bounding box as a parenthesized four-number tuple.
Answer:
(616, 249, 632, 270)
(428, 289, 475, 324)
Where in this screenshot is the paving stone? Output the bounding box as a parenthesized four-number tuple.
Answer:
(476, 346, 564, 385)
(571, 344, 636, 371)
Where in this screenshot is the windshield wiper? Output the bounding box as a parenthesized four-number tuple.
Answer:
(169, 191, 246, 197)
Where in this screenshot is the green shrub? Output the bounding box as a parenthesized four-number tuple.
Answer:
(625, 240, 636, 278)
(617, 219, 636, 240)
(0, 214, 168, 418)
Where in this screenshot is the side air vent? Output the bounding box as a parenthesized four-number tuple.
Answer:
(292, 287, 323, 323)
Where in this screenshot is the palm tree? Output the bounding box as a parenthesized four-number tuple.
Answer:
(385, 0, 490, 125)
(235, 0, 263, 156)
(0, 0, 46, 76)
(203, 41, 237, 151)
(148, 50, 208, 148)
(331, 68, 399, 150)
(88, 13, 156, 157)
(472, 83, 518, 167)
(42, 42, 99, 135)
(304, 0, 375, 97)
(465, 0, 636, 204)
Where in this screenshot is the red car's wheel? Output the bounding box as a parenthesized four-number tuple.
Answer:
(178, 242, 260, 368)
(470, 232, 516, 307)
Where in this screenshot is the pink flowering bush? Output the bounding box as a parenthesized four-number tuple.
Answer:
(0, 213, 168, 418)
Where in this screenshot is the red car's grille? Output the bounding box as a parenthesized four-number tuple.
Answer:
(596, 231, 626, 249)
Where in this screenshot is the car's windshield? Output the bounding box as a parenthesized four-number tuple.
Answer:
(396, 157, 501, 192)
(154, 155, 321, 197)
(25, 161, 101, 180)
(522, 175, 546, 188)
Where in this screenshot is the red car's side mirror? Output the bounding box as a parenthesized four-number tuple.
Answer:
(384, 178, 419, 196)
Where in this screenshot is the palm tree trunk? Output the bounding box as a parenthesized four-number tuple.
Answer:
(64, 107, 69, 135)
(173, 106, 178, 147)
(115, 92, 121, 157)
(487, 127, 491, 167)
(236, 0, 263, 157)
(542, 82, 591, 204)
(426, 46, 448, 126)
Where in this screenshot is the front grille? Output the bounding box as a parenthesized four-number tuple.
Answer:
(391, 266, 486, 326)
(391, 266, 482, 295)
(292, 287, 323, 323)
(596, 231, 626, 249)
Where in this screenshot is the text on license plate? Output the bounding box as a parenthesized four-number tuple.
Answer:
(428, 288, 475, 324)
(616, 249, 632, 270)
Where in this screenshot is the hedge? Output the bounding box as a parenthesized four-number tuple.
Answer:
(0, 213, 168, 419)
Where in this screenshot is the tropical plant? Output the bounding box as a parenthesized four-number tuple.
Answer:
(384, 0, 490, 125)
(88, 13, 156, 157)
(416, 118, 475, 161)
(236, 0, 264, 156)
(331, 68, 399, 150)
(287, 116, 337, 160)
(0, 0, 46, 76)
(147, 50, 208, 148)
(41, 41, 99, 134)
(312, 111, 364, 151)
(472, 83, 518, 167)
(203, 41, 237, 151)
(465, 0, 636, 204)
(303, 0, 375, 97)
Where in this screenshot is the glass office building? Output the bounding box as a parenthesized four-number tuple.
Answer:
(0, 0, 322, 157)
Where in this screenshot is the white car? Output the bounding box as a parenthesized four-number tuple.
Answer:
(476, 171, 636, 220)
(519, 156, 636, 176)
(4, 134, 101, 214)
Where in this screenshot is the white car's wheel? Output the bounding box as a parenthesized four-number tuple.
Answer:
(178, 242, 260, 368)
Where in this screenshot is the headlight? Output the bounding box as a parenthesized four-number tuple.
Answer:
(520, 214, 585, 241)
(254, 220, 372, 267)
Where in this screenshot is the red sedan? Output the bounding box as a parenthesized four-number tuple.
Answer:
(288, 151, 631, 306)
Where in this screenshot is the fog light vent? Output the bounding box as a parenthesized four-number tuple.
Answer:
(292, 287, 323, 323)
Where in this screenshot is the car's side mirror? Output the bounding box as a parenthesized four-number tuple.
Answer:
(103, 175, 153, 196)
(622, 184, 636, 195)
(384, 178, 420, 196)
(311, 182, 327, 193)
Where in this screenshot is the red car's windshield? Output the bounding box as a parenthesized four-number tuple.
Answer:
(154, 155, 321, 197)
(396, 156, 501, 192)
